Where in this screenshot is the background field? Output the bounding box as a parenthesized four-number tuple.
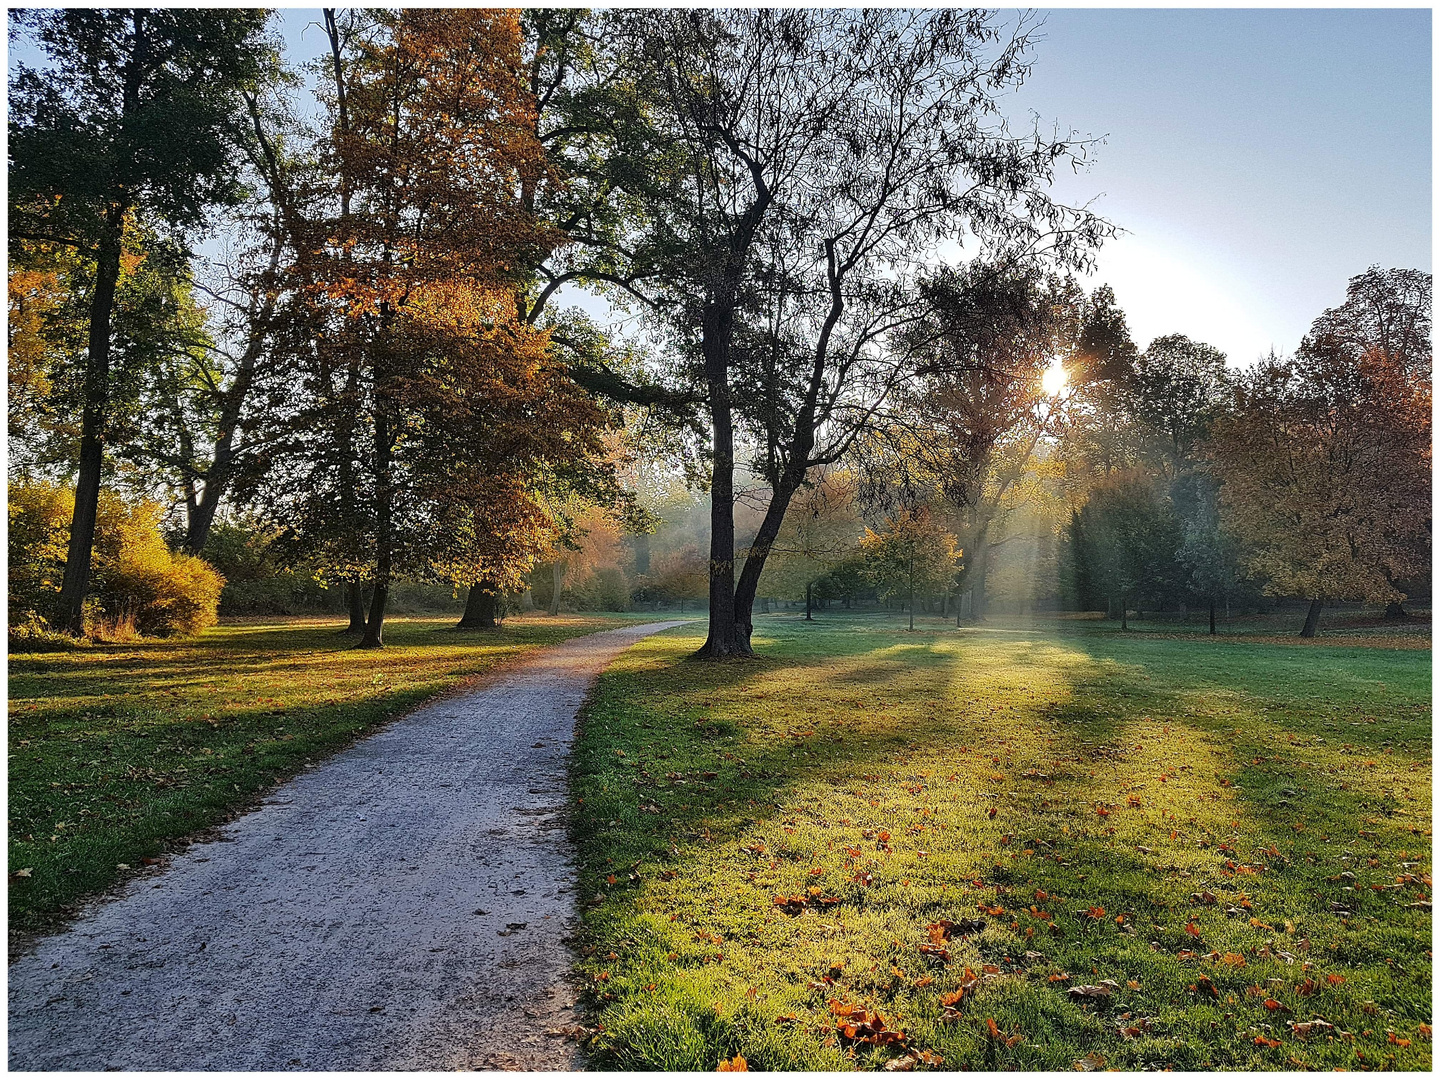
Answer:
(7, 613, 648, 942)
(569, 613, 1432, 1070)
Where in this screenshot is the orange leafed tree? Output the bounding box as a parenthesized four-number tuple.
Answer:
(284, 8, 612, 645)
(1208, 340, 1431, 636)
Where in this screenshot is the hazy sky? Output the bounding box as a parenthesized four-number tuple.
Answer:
(12, 7, 1431, 368)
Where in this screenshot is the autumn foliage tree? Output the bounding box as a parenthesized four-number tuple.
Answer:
(860, 508, 962, 632)
(268, 9, 617, 647)
(1208, 274, 1431, 636)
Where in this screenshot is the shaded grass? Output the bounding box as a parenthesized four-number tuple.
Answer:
(570, 614, 1432, 1071)
(8, 612, 649, 940)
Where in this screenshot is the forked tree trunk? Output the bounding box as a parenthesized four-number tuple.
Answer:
(1299, 597, 1323, 638)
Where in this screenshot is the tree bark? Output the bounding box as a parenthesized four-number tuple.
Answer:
(1209, 597, 1217, 636)
(340, 579, 366, 633)
(1120, 592, 1128, 631)
(696, 303, 748, 658)
(358, 398, 391, 649)
(1299, 597, 1322, 638)
(548, 560, 563, 615)
(1383, 600, 1409, 620)
(457, 582, 499, 628)
(56, 213, 125, 634)
(804, 582, 813, 621)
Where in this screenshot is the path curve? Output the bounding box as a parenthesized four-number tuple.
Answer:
(8, 620, 687, 1071)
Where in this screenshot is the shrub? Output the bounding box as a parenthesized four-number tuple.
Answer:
(7, 481, 225, 638)
(203, 523, 333, 616)
(99, 544, 225, 636)
(7, 480, 74, 623)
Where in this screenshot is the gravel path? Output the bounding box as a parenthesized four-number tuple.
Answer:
(8, 620, 687, 1071)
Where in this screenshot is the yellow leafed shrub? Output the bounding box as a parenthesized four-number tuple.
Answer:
(8, 481, 225, 640)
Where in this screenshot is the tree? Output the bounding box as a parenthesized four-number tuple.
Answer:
(1208, 335, 1431, 636)
(1303, 266, 1431, 380)
(1066, 471, 1185, 628)
(1173, 471, 1243, 634)
(614, 8, 1110, 657)
(757, 469, 863, 620)
(890, 264, 1134, 621)
(135, 77, 314, 558)
(860, 508, 961, 631)
(1123, 334, 1231, 480)
(641, 545, 710, 611)
(279, 9, 616, 648)
(9, 8, 271, 633)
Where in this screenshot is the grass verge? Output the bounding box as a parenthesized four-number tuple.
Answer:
(570, 614, 1432, 1071)
(8, 612, 648, 942)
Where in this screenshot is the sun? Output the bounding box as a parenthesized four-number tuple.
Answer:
(1041, 359, 1069, 397)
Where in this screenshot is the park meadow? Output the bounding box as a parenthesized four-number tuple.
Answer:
(7, 6, 1432, 1073)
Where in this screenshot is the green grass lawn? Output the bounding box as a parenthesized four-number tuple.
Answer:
(570, 613, 1432, 1071)
(7, 612, 650, 941)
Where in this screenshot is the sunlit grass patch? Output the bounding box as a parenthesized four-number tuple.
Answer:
(570, 614, 1431, 1071)
(7, 613, 649, 939)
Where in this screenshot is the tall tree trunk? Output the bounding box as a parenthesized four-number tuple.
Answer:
(732, 475, 800, 644)
(970, 538, 989, 624)
(1120, 591, 1128, 631)
(1299, 597, 1322, 638)
(804, 582, 813, 621)
(1383, 600, 1409, 620)
(358, 401, 391, 649)
(56, 216, 124, 634)
(696, 315, 747, 658)
(457, 581, 499, 628)
(342, 579, 366, 633)
(548, 560, 563, 616)
(1209, 596, 1217, 636)
(907, 550, 915, 632)
(181, 245, 278, 555)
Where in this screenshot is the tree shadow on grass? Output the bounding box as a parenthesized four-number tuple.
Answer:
(569, 621, 1432, 1069)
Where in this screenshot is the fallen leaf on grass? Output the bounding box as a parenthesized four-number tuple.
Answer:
(1067, 982, 1118, 1001)
(830, 1000, 905, 1046)
(1118, 1017, 1159, 1039)
(985, 1017, 1023, 1047)
(716, 1054, 748, 1071)
(1074, 1051, 1107, 1071)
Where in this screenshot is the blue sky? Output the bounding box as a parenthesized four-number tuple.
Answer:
(11, 7, 1431, 367)
(1005, 7, 1431, 364)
